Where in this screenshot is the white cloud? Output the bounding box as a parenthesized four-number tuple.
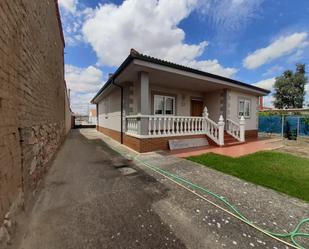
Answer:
(187, 59, 238, 77)
(243, 32, 308, 69)
(59, 1, 94, 46)
(65, 65, 104, 93)
(82, 0, 237, 77)
(65, 65, 105, 114)
(253, 77, 275, 91)
(254, 77, 276, 108)
(82, 0, 202, 66)
(59, 0, 78, 13)
(287, 42, 309, 63)
(262, 95, 275, 108)
(262, 65, 284, 77)
(198, 0, 264, 33)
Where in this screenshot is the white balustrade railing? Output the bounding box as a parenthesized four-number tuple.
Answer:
(125, 114, 226, 146)
(126, 116, 139, 135)
(226, 117, 245, 142)
(204, 116, 221, 145)
(148, 116, 205, 136)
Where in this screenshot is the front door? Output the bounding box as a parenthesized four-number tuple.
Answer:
(191, 99, 203, 116)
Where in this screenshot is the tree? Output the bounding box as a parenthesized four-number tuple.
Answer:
(273, 64, 308, 109)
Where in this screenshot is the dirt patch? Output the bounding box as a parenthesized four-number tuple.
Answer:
(274, 138, 309, 158)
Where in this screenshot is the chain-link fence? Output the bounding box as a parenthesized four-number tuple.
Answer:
(258, 115, 309, 139)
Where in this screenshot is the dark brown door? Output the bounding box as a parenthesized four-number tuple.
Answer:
(191, 100, 203, 116)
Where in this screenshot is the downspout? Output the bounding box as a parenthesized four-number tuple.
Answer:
(112, 79, 124, 144)
(96, 103, 99, 129)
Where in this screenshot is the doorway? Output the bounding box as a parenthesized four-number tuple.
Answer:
(191, 99, 204, 116)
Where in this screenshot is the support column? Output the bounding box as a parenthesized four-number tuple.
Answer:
(138, 72, 149, 115)
(138, 72, 150, 135)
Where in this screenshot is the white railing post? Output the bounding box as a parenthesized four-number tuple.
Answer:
(167, 117, 170, 135)
(218, 115, 225, 146)
(239, 116, 245, 142)
(203, 106, 209, 118)
(158, 117, 162, 135)
(180, 118, 183, 134)
(148, 117, 152, 135)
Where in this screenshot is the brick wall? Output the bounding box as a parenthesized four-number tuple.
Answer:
(97, 126, 216, 153)
(0, 0, 69, 242)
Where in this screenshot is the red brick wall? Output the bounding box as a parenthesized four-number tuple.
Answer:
(245, 130, 258, 139)
(97, 126, 259, 152)
(97, 126, 121, 142)
(0, 0, 67, 231)
(97, 126, 215, 153)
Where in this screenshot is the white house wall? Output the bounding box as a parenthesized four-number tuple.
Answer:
(97, 81, 260, 132)
(227, 90, 259, 130)
(203, 91, 223, 122)
(148, 84, 204, 116)
(132, 83, 231, 122)
(98, 88, 122, 132)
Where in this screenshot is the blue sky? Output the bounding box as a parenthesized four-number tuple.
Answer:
(59, 0, 309, 114)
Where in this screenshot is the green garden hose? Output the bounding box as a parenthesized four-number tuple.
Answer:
(110, 146, 309, 248)
(136, 159, 309, 249)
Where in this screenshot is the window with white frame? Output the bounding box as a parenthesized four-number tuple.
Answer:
(238, 98, 251, 118)
(154, 95, 175, 115)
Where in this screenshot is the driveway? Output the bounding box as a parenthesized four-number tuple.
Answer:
(17, 129, 308, 249)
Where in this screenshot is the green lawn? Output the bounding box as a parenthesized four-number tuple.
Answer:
(187, 151, 309, 202)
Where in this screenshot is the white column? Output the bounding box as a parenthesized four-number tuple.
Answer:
(138, 72, 149, 136)
(239, 116, 246, 142)
(218, 115, 225, 146)
(138, 72, 149, 115)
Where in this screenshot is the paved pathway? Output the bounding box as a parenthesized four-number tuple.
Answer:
(18, 130, 186, 249)
(170, 138, 282, 158)
(17, 129, 309, 249)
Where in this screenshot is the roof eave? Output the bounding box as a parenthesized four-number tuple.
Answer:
(91, 51, 270, 104)
(91, 54, 134, 104)
(132, 54, 270, 95)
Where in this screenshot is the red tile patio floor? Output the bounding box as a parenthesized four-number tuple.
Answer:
(169, 138, 283, 158)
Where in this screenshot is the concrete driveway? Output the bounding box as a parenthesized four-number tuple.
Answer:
(16, 129, 309, 249)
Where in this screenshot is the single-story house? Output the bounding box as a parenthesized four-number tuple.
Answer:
(91, 49, 270, 153)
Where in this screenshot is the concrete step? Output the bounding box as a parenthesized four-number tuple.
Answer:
(223, 141, 245, 147)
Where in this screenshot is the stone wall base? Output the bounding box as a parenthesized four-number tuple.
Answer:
(0, 190, 24, 246)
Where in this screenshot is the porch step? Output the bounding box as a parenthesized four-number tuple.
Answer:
(169, 137, 209, 150)
(223, 132, 244, 147)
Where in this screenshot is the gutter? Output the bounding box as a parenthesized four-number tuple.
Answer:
(91, 54, 134, 104)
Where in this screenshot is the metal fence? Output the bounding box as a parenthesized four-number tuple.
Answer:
(258, 115, 309, 137)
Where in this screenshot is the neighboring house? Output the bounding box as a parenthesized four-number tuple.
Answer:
(259, 96, 273, 111)
(89, 109, 97, 124)
(91, 49, 270, 153)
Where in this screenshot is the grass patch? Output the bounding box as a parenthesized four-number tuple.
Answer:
(187, 151, 309, 202)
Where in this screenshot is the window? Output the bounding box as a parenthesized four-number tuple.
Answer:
(154, 95, 175, 115)
(238, 98, 250, 118)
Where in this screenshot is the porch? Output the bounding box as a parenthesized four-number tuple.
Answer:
(125, 107, 246, 146)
